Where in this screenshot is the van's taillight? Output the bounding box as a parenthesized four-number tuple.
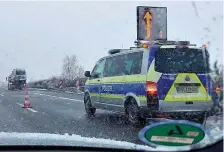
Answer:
(146, 81, 159, 110)
(146, 81, 158, 95)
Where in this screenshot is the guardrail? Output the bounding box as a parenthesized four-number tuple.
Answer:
(29, 85, 84, 94)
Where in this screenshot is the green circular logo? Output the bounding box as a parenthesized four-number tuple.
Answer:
(139, 120, 206, 147)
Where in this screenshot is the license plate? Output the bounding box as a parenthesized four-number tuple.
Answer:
(176, 86, 198, 93)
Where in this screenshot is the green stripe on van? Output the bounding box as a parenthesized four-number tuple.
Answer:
(90, 93, 147, 101)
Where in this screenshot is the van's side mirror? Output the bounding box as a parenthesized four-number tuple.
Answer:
(84, 71, 91, 77)
(6, 77, 7, 81)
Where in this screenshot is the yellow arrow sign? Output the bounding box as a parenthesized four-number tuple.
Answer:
(143, 11, 152, 40)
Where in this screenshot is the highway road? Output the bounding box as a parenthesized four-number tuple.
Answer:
(0, 87, 223, 146)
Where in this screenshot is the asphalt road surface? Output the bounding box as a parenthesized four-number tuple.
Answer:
(0, 87, 222, 145)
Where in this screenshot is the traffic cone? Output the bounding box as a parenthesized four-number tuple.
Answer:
(23, 84, 32, 108)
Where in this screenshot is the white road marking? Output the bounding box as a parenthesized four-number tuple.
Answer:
(32, 93, 83, 103)
(65, 91, 73, 94)
(77, 92, 84, 95)
(16, 103, 38, 113)
(32, 92, 123, 109)
(30, 93, 119, 114)
(0, 94, 4, 96)
(17, 103, 24, 107)
(58, 96, 83, 102)
(26, 108, 38, 113)
(38, 89, 47, 91)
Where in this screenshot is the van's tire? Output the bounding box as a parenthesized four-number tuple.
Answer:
(84, 93, 96, 117)
(125, 98, 141, 126)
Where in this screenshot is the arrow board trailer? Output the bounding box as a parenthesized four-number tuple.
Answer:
(7, 69, 27, 91)
(137, 6, 167, 41)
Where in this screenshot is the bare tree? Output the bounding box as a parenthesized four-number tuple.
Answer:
(61, 55, 84, 81)
(62, 55, 71, 80)
(70, 55, 79, 80)
(77, 65, 85, 78)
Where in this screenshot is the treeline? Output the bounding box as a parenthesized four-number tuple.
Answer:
(28, 54, 87, 91)
(28, 76, 87, 90)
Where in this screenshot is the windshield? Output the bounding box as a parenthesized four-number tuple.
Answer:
(155, 48, 210, 73)
(16, 70, 26, 75)
(0, 1, 223, 152)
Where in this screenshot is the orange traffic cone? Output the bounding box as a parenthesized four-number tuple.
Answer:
(23, 83, 31, 108)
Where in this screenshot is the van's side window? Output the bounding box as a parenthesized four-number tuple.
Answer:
(104, 56, 121, 77)
(124, 52, 143, 75)
(104, 52, 143, 77)
(90, 59, 105, 79)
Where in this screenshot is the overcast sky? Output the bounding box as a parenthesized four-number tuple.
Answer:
(0, 1, 223, 81)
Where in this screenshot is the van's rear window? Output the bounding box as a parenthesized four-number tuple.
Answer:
(155, 48, 210, 73)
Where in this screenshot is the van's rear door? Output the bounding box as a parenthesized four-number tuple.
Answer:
(154, 46, 213, 112)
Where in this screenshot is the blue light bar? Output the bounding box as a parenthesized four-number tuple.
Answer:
(108, 49, 130, 55)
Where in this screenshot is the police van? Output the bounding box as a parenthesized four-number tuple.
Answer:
(84, 40, 213, 125)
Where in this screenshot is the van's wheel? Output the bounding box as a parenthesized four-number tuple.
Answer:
(125, 98, 141, 126)
(84, 94, 96, 117)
